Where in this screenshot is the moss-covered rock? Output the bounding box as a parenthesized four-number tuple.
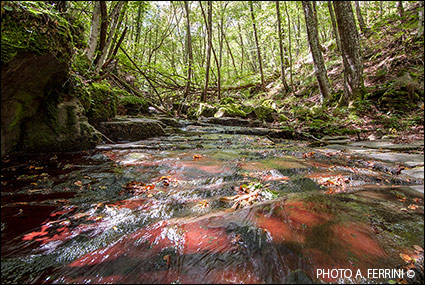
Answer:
(116, 89, 149, 116)
(254, 105, 274, 122)
(87, 82, 118, 124)
(214, 103, 247, 118)
(195, 103, 217, 118)
(1, 1, 77, 65)
(21, 97, 101, 152)
(1, 2, 99, 156)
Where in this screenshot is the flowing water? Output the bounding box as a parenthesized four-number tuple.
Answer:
(1, 123, 424, 284)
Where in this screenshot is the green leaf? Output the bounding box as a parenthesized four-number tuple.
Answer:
(3, 5, 13, 11)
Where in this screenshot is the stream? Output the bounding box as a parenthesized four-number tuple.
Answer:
(1, 121, 424, 284)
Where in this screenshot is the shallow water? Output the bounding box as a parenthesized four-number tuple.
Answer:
(1, 124, 424, 283)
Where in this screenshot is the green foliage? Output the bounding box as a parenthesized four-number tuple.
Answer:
(1, 1, 77, 64)
(350, 98, 374, 115)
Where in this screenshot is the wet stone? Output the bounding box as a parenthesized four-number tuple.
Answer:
(1, 120, 424, 284)
(401, 166, 424, 179)
(98, 118, 166, 142)
(349, 140, 424, 151)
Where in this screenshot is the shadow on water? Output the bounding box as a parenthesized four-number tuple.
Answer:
(1, 124, 424, 284)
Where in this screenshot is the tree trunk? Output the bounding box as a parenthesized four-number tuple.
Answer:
(237, 22, 245, 74)
(396, 1, 404, 19)
(284, 2, 294, 92)
(302, 1, 331, 103)
(354, 1, 368, 35)
(223, 30, 238, 77)
(275, 1, 289, 91)
(85, 1, 101, 62)
(333, 1, 364, 106)
(202, 1, 212, 102)
(93, 1, 107, 66)
(184, 1, 193, 99)
(107, 2, 127, 59)
(419, 1, 424, 37)
(249, 1, 265, 91)
(95, 1, 125, 74)
(328, 1, 341, 54)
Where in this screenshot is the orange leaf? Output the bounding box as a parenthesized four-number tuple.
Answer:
(163, 254, 171, 266)
(400, 253, 412, 262)
(193, 154, 203, 160)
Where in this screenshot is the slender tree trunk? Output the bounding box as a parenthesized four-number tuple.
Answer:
(275, 1, 289, 91)
(237, 23, 245, 74)
(202, 1, 212, 102)
(295, 6, 302, 57)
(333, 1, 364, 106)
(249, 1, 265, 90)
(85, 1, 101, 62)
(184, 1, 193, 99)
(95, 1, 125, 74)
(302, 1, 331, 103)
(107, 2, 127, 59)
(354, 1, 368, 35)
(396, 1, 404, 19)
(135, 3, 143, 44)
(223, 31, 238, 77)
(328, 1, 341, 54)
(284, 2, 294, 92)
(419, 1, 424, 37)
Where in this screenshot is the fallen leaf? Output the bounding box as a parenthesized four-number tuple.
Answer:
(408, 204, 418, 210)
(400, 253, 412, 263)
(193, 154, 203, 160)
(196, 200, 209, 208)
(163, 254, 171, 266)
(71, 212, 89, 220)
(74, 180, 83, 187)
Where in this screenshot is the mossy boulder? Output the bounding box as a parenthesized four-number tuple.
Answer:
(214, 103, 247, 118)
(254, 105, 274, 122)
(21, 97, 102, 152)
(1, 1, 99, 156)
(87, 82, 118, 124)
(116, 89, 149, 116)
(195, 103, 217, 118)
(1, 1, 78, 65)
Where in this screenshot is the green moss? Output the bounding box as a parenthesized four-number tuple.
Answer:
(87, 82, 118, 124)
(117, 89, 149, 115)
(1, 1, 76, 64)
(69, 74, 91, 112)
(8, 102, 24, 130)
(215, 103, 247, 118)
(254, 105, 274, 122)
(194, 103, 217, 118)
(72, 53, 91, 76)
(220, 97, 236, 105)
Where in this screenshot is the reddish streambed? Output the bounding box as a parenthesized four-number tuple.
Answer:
(1, 125, 424, 283)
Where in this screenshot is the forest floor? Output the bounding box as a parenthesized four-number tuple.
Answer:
(225, 4, 424, 147)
